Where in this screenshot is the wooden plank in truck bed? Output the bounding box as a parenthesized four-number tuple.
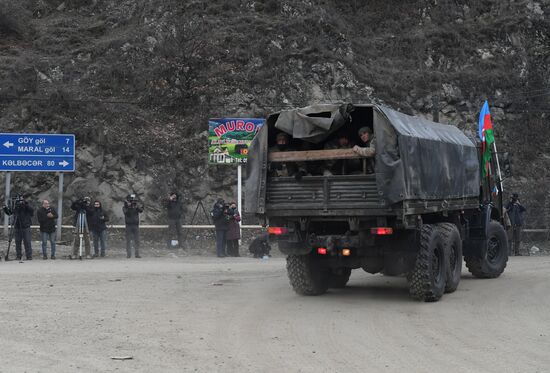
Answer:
(268, 148, 363, 162)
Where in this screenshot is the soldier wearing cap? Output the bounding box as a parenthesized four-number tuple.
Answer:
(352, 127, 376, 173)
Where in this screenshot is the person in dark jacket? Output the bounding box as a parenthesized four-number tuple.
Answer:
(505, 192, 527, 256)
(123, 194, 143, 258)
(164, 192, 183, 248)
(225, 202, 241, 257)
(211, 198, 229, 257)
(3, 195, 34, 260)
(88, 200, 109, 257)
(36, 199, 58, 259)
(248, 233, 271, 258)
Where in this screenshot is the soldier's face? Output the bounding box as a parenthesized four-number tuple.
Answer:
(338, 137, 349, 146)
(360, 132, 370, 143)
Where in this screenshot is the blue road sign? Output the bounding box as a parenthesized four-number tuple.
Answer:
(0, 133, 75, 172)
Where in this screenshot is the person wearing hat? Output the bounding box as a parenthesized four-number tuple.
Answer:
(505, 192, 527, 256)
(352, 127, 376, 173)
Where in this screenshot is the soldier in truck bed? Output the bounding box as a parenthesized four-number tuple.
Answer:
(269, 132, 307, 179)
(323, 132, 361, 175)
(352, 126, 376, 173)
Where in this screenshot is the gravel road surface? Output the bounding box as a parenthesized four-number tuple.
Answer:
(1, 256, 549, 372)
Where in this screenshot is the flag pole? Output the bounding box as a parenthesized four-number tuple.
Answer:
(492, 139, 504, 192)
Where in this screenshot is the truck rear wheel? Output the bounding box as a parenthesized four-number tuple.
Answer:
(286, 254, 330, 295)
(437, 223, 463, 293)
(465, 220, 508, 278)
(408, 224, 446, 302)
(329, 268, 351, 288)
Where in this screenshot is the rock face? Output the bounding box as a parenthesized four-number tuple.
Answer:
(0, 0, 549, 227)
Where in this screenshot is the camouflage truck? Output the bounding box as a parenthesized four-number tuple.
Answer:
(245, 103, 509, 302)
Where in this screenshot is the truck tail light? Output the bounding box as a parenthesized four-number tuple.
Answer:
(268, 227, 288, 235)
(371, 227, 393, 235)
(317, 247, 327, 255)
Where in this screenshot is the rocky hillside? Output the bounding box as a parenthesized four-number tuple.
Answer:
(0, 0, 549, 226)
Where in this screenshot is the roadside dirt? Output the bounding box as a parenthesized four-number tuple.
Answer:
(1, 255, 549, 372)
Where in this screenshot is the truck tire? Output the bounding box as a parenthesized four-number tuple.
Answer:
(408, 224, 446, 302)
(465, 220, 508, 278)
(437, 223, 462, 294)
(329, 268, 352, 288)
(286, 254, 330, 295)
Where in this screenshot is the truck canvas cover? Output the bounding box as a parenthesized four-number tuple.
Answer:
(245, 104, 479, 214)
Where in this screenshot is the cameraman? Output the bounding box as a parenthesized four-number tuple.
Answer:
(123, 194, 143, 258)
(36, 200, 58, 260)
(164, 192, 183, 248)
(70, 196, 92, 259)
(505, 192, 527, 256)
(88, 200, 109, 258)
(3, 195, 34, 260)
(211, 198, 230, 258)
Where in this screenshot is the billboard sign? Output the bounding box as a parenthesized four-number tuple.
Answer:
(208, 118, 264, 164)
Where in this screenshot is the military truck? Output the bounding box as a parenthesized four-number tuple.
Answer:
(245, 103, 509, 302)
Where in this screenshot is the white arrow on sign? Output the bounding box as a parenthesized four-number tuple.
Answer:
(3, 141, 14, 148)
(59, 160, 69, 167)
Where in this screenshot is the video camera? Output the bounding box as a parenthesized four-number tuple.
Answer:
(125, 194, 142, 209)
(73, 196, 91, 212)
(12, 194, 26, 208)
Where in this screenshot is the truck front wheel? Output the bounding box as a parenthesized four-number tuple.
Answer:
(286, 254, 330, 295)
(465, 220, 508, 278)
(408, 224, 447, 302)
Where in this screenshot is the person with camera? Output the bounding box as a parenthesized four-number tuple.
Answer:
(164, 192, 183, 248)
(70, 196, 92, 259)
(123, 194, 143, 258)
(211, 198, 230, 258)
(36, 200, 58, 260)
(505, 192, 527, 256)
(225, 201, 241, 257)
(88, 200, 109, 258)
(3, 195, 34, 260)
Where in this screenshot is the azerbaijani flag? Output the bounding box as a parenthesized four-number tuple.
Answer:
(478, 100, 494, 179)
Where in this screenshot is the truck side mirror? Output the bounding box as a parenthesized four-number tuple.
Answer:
(501, 152, 512, 177)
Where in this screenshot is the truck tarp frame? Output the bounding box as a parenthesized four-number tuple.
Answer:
(245, 103, 480, 214)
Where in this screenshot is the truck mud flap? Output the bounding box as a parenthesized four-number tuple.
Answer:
(278, 240, 312, 255)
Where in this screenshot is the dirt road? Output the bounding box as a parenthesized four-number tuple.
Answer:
(1, 256, 549, 373)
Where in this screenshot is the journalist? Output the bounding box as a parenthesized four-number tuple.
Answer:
(123, 194, 143, 258)
(88, 200, 109, 257)
(3, 195, 34, 260)
(211, 198, 229, 257)
(226, 202, 241, 257)
(36, 199, 58, 260)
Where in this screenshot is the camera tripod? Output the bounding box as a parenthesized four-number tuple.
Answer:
(4, 212, 18, 261)
(72, 210, 91, 260)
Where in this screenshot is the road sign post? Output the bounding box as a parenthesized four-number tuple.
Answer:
(3, 172, 10, 237)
